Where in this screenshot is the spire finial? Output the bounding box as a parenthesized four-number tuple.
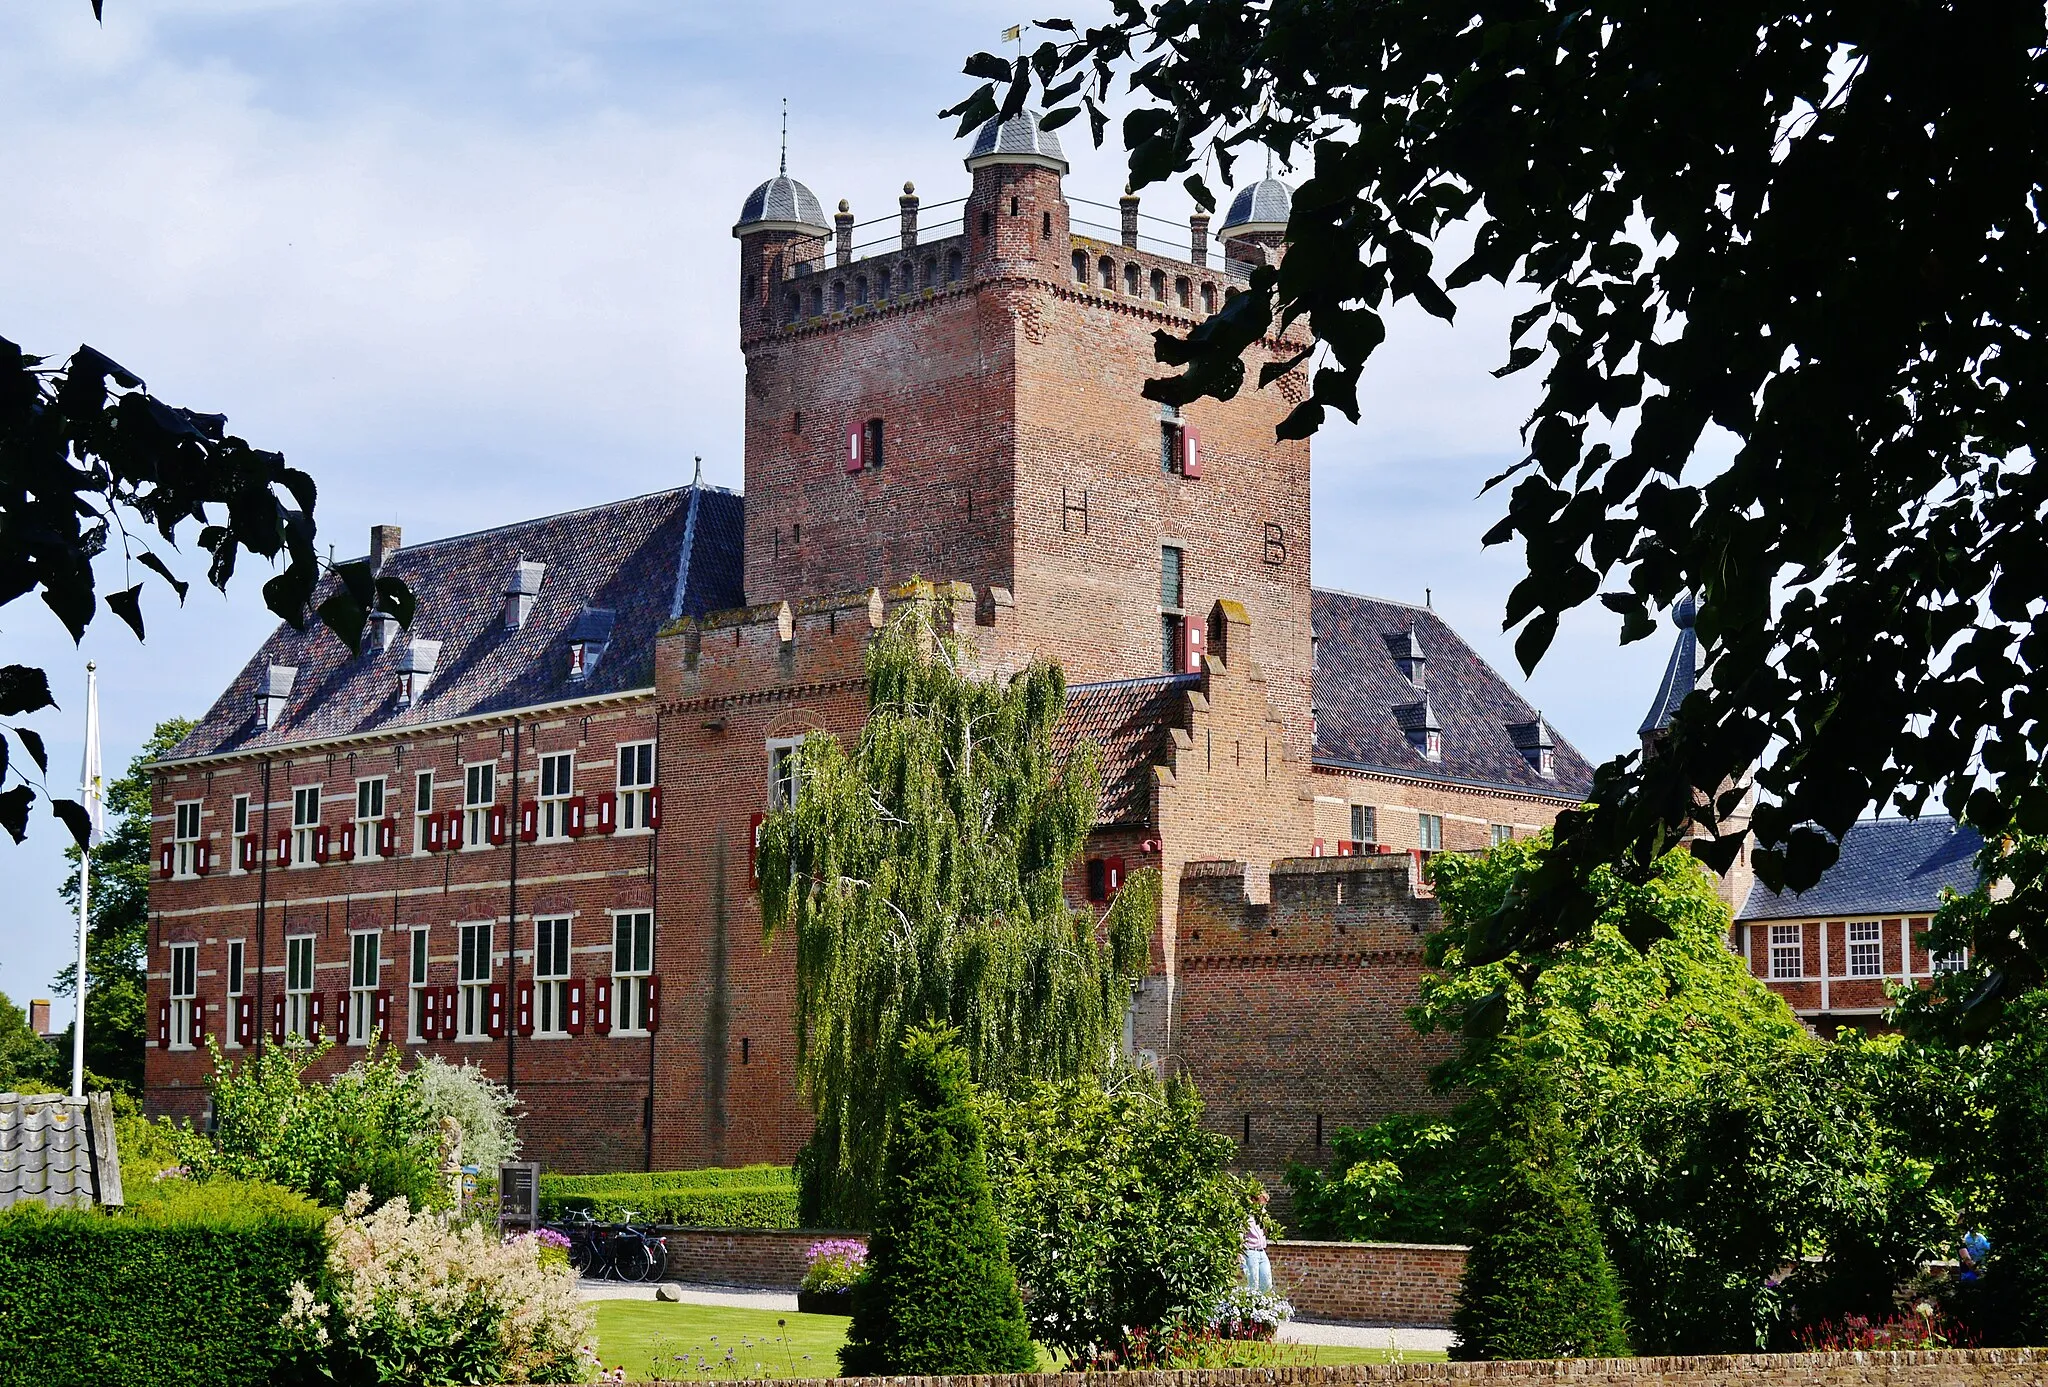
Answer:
(779, 97, 788, 177)
(1265, 145, 1274, 179)
(693, 455, 703, 487)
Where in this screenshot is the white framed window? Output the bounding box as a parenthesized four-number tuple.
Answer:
(348, 930, 381, 1043)
(231, 794, 250, 872)
(1490, 824, 1515, 847)
(407, 927, 432, 1042)
(173, 800, 202, 878)
(1349, 804, 1375, 852)
(1424, 729, 1444, 761)
(1417, 813, 1444, 852)
(355, 777, 385, 858)
(286, 935, 317, 1037)
(768, 738, 806, 811)
(412, 770, 435, 855)
(1933, 946, 1970, 974)
(539, 752, 574, 840)
(618, 741, 656, 831)
(291, 785, 322, 866)
(225, 939, 245, 1047)
(612, 911, 653, 1035)
(463, 763, 496, 849)
(1770, 923, 1803, 980)
(1847, 920, 1883, 978)
(169, 942, 197, 1049)
(534, 917, 571, 1037)
(458, 922, 492, 1039)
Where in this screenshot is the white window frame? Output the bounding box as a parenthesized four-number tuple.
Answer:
(348, 930, 381, 1044)
(286, 934, 317, 1037)
(407, 926, 432, 1042)
(1932, 945, 1970, 974)
(462, 762, 496, 850)
(767, 737, 806, 811)
(1847, 920, 1883, 978)
(230, 794, 251, 872)
(1417, 813, 1444, 852)
(225, 939, 245, 1048)
(1770, 923, 1804, 981)
(413, 770, 435, 856)
(1424, 729, 1444, 761)
(169, 942, 197, 1049)
(612, 910, 653, 1036)
(539, 752, 575, 841)
(1349, 804, 1375, 852)
(354, 776, 385, 859)
(1490, 824, 1515, 847)
(173, 800, 202, 878)
(458, 922, 492, 1039)
(534, 916, 572, 1037)
(291, 785, 322, 867)
(617, 741, 656, 832)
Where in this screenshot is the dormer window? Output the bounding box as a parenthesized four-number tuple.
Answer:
(1509, 716, 1556, 778)
(259, 664, 297, 729)
(1387, 621, 1427, 688)
(1395, 699, 1440, 761)
(504, 560, 546, 631)
(567, 607, 616, 681)
(397, 640, 441, 707)
(1425, 729, 1443, 761)
(371, 612, 402, 652)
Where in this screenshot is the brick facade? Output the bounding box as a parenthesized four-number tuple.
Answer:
(1268, 1240, 1469, 1329)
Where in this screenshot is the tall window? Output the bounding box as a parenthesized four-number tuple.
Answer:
(231, 794, 250, 872)
(1160, 546, 1185, 674)
(768, 738, 805, 810)
(1072, 249, 1088, 282)
(618, 741, 656, 831)
(862, 417, 885, 472)
(1417, 813, 1444, 852)
(173, 800, 202, 878)
(1098, 255, 1114, 289)
(539, 753, 574, 840)
(408, 927, 431, 1042)
(1124, 262, 1141, 295)
(413, 770, 434, 855)
(286, 935, 316, 1036)
(463, 763, 495, 849)
(169, 942, 197, 1049)
(613, 912, 654, 1035)
(354, 777, 385, 857)
(349, 931, 380, 1043)
(458, 923, 492, 1039)
(1847, 920, 1883, 977)
(1770, 923, 1803, 980)
(534, 917, 571, 1037)
(1349, 805, 1375, 852)
(225, 939, 245, 1047)
(1160, 405, 1184, 475)
(292, 785, 321, 866)
(1490, 824, 1516, 847)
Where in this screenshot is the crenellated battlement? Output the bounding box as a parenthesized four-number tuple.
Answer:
(1179, 853, 1441, 963)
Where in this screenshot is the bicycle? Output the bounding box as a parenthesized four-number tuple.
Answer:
(547, 1208, 668, 1282)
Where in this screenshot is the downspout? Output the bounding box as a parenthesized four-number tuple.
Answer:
(506, 720, 520, 1091)
(645, 704, 663, 1173)
(256, 758, 272, 1051)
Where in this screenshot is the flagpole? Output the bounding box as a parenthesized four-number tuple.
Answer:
(72, 661, 98, 1099)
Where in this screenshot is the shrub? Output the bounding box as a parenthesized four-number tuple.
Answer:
(840, 1026, 1034, 1375)
(1286, 1113, 1471, 1243)
(409, 1055, 523, 1176)
(0, 1179, 328, 1387)
(280, 1188, 596, 1384)
(1983, 990, 2048, 1345)
(980, 1070, 1245, 1363)
(538, 1174, 798, 1228)
(801, 1238, 868, 1292)
(1450, 1053, 1630, 1361)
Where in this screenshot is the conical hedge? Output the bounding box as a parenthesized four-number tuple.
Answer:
(839, 1026, 1036, 1375)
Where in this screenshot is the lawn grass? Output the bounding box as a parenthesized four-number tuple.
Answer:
(593, 1300, 1445, 1381)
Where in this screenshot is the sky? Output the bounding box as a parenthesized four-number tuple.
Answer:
(0, 0, 1680, 1017)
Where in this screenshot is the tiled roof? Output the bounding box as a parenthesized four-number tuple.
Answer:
(1639, 596, 1699, 737)
(168, 485, 744, 762)
(1058, 674, 1198, 825)
(0, 1091, 123, 1210)
(1310, 589, 1595, 799)
(1739, 816, 1985, 921)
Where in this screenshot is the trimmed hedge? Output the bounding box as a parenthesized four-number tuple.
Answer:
(0, 1180, 330, 1387)
(539, 1164, 798, 1227)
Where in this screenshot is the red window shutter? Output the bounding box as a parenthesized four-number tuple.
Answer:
(190, 997, 207, 1041)
(443, 985, 462, 1041)
(236, 995, 255, 1046)
(516, 979, 534, 1036)
(595, 791, 617, 835)
(565, 795, 586, 838)
(1105, 858, 1125, 896)
(445, 808, 465, 848)
(1336, 839, 1354, 857)
(645, 974, 661, 1033)
(425, 814, 443, 853)
(309, 991, 325, 1033)
(312, 824, 330, 865)
(1312, 838, 1325, 857)
(375, 989, 390, 1036)
(159, 842, 175, 879)
(846, 424, 864, 473)
(1183, 620, 1205, 673)
(156, 1000, 170, 1048)
(646, 786, 662, 831)
(378, 816, 397, 857)
(593, 978, 612, 1035)
(422, 986, 439, 1037)
(339, 823, 356, 862)
(566, 978, 585, 1036)
(239, 834, 257, 871)
(488, 804, 508, 846)
(275, 827, 291, 866)
(195, 839, 213, 876)
(271, 994, 286, 1042)
(749, 812, 765, 884)
(487, 982, 506, 1038)
(519, 800, 539, 842)
(1180, 425, 1202, 478)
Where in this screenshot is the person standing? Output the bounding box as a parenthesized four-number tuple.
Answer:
(1242, 1187, 1274, 1292)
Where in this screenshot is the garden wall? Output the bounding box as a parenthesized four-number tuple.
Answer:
(653, 1226, 863, 1289)
(594, 1351, 2048, 1387)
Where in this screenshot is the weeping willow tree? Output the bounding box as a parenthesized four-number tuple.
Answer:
(759, 603, 1156, 1226)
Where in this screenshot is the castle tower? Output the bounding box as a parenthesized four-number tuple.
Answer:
(1639, 596, 1756, 910)
(733, 160, 831, 345)
(1217, 175, 1292, 272)
(964, 109, 1072, 279)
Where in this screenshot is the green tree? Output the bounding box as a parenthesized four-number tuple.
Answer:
(0, 990, 63, 1091)
(758, 601, 1153, 1224)
(1980, 990, 2048, 1345)
(1450, 1050, 1631, 1361)
(952, 3, 2048, 987)
(839, 1026, 1036, 1376)
(1287, 1114, 1470, 1244)
(980, 1070, 1245, 1364)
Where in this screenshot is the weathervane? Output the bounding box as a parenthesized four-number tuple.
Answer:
(779, 97, 788, 176)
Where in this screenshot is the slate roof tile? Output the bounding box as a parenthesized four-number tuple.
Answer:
(1057, 674, 1197, 825)
(1739, 816, 1985, 921)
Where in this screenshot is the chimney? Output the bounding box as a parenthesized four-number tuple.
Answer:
(1120, 191, 1140, 248)
(835, 200, 854, 266)
(370, 524, 402, 571)
(259, 664, 297, 729)
(1189, 212, 1209, 268)
(504, 560, 546, 631)
(899, 182, 919, 250)
(30, 999, 50, 1036)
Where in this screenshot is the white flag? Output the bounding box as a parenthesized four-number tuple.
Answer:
(80, 663, 106, 848)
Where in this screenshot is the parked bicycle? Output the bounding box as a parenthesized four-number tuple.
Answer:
(547, 1208, 669, 1283)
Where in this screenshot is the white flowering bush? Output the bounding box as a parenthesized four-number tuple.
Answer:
(410, 1055, 524, 1175)
(1211, 1284, 1294, 1340)
(280, 1189, 597, 1384)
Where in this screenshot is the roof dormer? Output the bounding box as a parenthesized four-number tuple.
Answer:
(504, 560, 546, 631)
(1386, 621, 1427, 688)
(1394, 698, 1442, 761)
(397, 639, 440, 708)
(567, 607, 615, 681)
(1510, 715, 1556, 778)
(259, 665, 297, 729)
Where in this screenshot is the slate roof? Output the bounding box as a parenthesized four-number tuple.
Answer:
(167, 485, 745, 762)
(1310, 589, 1595, 799)
(0, 1091, 123, 1210)
(966, 110, 1068, 171)
(735, 174, 828, 235)
(1221, 177, 1292, 234)
(1739, 816, 1985, 921)
(1058, 674, 1198, 826)
(1640, 595, 1699, 737)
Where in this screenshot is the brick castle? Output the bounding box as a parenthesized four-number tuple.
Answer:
(140, 110, 1965, 1185)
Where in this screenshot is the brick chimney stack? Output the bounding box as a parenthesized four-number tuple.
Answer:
(835, 200, 854, 266)
(1189, 212, 1209, 267)
(1120, 191, 1140, 248)
(899, 183, 919, 250)
(30, 999, 51, 1036)
(370, 524, 402, 571)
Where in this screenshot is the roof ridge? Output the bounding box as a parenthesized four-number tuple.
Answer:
(1068, 673, 1203, 693)
(1312, 585, 1429, 612)
(347, 482, 733, 565)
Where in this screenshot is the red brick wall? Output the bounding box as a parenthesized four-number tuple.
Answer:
(649, 1227, 862, 1290)
(1269, 1240, 1467, 1329)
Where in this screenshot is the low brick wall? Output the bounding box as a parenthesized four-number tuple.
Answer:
(1271, 1240, 1468, 1328)
(592, 1352, 2048, 1387)
(651, 1227, 863, 1289)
